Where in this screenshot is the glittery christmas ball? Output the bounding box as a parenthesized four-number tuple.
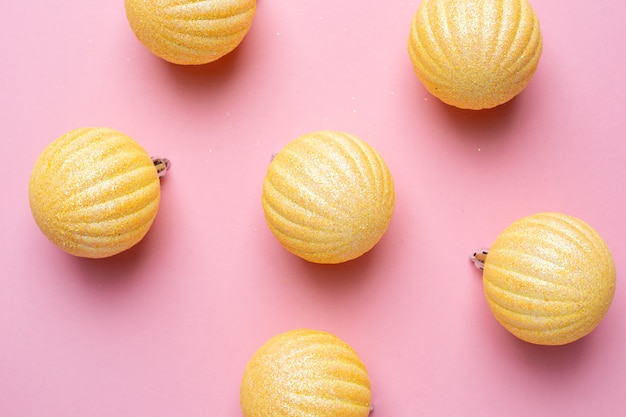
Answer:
(29, 127, 169, 258)
(262, 131, 395, 264)
(240, 329, 372, 417)
(125, 0, 256, 65)
(472, 213, 616, 345)
(408, 0, 543, 109)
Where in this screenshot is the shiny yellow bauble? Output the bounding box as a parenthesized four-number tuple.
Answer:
(474, 212, 616, 345)
(240, 329, 372, 417)
(262, 131, 395, 264)
(29, 127, 169, 259)
(125, 0, 256, 65)
(408, 0, 543, 109)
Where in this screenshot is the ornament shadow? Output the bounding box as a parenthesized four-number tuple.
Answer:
(160, 34, 253, 98)
(509, 332, 593, 375)
(70, 235, 156, 291)
(437, 92, 524, 144)
(295, 245, 383, 294)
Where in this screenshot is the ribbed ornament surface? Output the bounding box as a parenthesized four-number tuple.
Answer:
(125, 0, 256, 65)
(262, 131, 395, 264)
(29, 127, 161, 258)
(240, 329, 372, 417)
(483, 213, 616, 345)
(408, 0, 542, 109)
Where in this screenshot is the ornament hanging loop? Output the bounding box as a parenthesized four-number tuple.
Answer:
(471, 249, 489, 270)
(152, 157, 171, 178)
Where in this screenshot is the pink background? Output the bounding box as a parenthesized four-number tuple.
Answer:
(2, 1, 625, 416)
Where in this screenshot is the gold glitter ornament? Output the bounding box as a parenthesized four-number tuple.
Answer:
(29, 127, 170, 259)
(408, 0, 543, 109)
(471, 213, 616, 345)
(262, 131, 395, 264)
(125, 0, 256, 65)
(240, 329, 372, 417)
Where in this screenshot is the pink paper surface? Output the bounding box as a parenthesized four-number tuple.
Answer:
(1, 1, 625, 416)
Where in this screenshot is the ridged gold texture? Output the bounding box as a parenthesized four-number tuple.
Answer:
(408, 0, 543, 109)
(29, 127, 161, 258)
(482, 213, 616, 345)
(262, 131, 395, 264)
(125, 0, 256, 65)
(240, 329, 372, 417)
